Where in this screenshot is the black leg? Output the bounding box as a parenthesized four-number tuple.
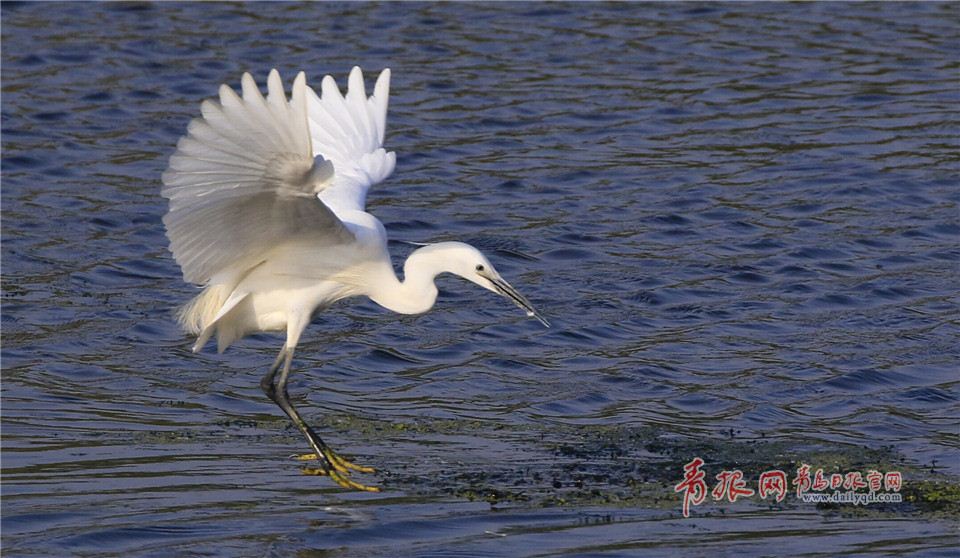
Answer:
(260, 346, 379, 491)
(259, 348, 287, 400)
(261, 348, 332, 466)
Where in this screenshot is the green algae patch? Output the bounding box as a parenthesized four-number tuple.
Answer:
(290, 414, 958, 519)
(900, 480, 960, 516)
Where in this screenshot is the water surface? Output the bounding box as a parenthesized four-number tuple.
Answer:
(3, 2, 958, 556)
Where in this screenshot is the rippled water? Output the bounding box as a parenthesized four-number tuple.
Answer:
(3, 2, 958, 557)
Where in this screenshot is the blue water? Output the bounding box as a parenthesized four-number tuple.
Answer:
(3, 2, 958, 557)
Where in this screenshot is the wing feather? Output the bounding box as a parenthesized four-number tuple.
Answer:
(307, 67, 396, 213)
(161, 69, 352, 285)
(371, 69, 390, 145)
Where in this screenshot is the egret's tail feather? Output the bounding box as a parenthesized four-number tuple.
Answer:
(177, 284, 229, 334)
(215, 323, 244, 354)
(177, 284, 231, 351)
(194, 324, 216, 353)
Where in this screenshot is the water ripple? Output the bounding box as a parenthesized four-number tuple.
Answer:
(3, 2, 958, 556)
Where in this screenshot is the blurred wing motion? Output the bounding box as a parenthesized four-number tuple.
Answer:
(306, 66, 396, 213)
(161, 69, 354, 285)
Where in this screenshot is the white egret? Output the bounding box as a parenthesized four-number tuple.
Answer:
(161, 67, 548, 491)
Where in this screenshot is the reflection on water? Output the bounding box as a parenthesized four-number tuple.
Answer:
(2, 1, 958, 556)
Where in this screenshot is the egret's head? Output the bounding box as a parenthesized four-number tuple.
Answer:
(419, 242, 550, 327)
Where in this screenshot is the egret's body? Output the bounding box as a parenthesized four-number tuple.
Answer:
(161, 67, 546, 491)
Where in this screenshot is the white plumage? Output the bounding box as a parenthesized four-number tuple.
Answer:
(308, 68, 395, 213)
(161, 67, 547, 491)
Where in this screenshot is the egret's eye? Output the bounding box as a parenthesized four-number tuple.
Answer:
(475, 264, 485, 272)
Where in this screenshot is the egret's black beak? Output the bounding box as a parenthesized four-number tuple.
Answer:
(483, 273, 550, 327)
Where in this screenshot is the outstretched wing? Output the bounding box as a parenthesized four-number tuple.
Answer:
(162, 69, 353, 285)
(305, 66, 396, 214)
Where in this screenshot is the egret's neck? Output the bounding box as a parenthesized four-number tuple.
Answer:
(369, 246, 447, 315)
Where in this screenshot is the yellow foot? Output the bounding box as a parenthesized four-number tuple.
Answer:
(331, 470, 381, 492)
(296, 450, 380, 492)
(294, 452, 376, 474)
(300, 466, 380, 492)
